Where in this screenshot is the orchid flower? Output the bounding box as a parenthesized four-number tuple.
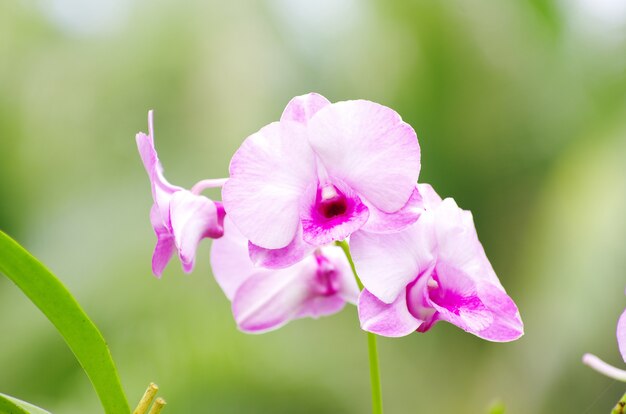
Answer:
(210, 216, 359, 333)
(350, 184, 524, 341)
(137, 111, 227, 277)
(222, 93, 423, 269)
(582, 296, 626, 381)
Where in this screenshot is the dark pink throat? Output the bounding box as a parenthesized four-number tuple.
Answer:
(317, 184, 348, 220)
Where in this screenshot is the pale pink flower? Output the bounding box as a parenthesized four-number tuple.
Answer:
(222, 93, 422, 269)
(210, 217, 359, 333)
(136, 111, 226, 277)
(351, 184, 523, 341)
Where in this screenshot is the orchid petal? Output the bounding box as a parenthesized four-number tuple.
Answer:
(281, 93, 331, 124)
(427, 265, 493, 334)
(296, 296, 347, 320)
(233, 256, 352, 333)
(213, 220, 353, 332)
(427, 264, 523, 341)
(417, 183, 443, 210)
(232, 261, 314, 333)
(350, 212, 436, 304)
(149, 204, 175, 278)
(434, 198, 502, 287)
(214, 201, 227, 232)
(361, 186, 423, 233)
(169, 191, 222, 273)
(358, 289, 422, 337)
(424, 199, 523, 341)
(293, 245, 357, 319)
(473, 282, 524, 341)
(308, 100, 420, 213)
(223, 121, 317, 249)
(319, 245, 360, 305)
(248, 225, 315, 269)
(136, 112, 182, 221)
(210, 217, 257, 300)
(405, 269, 438, 329)
(618, 307, 626, 363)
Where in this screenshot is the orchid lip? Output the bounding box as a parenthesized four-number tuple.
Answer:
(300, 179, 370, 246)
(317, 183, 348, 220)
(406, 272, 438, 323)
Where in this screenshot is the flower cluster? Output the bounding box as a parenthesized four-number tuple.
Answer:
(136, 93, 523, 341)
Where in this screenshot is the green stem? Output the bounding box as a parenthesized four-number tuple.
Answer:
(612, 392, 626, 414)
(337, 240, 383, 414)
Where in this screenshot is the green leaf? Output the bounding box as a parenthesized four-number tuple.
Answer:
(0, 392, 51, 414)
(0, 231, 130, 414)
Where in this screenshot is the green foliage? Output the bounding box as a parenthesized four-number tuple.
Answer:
(0, 231, 129, 414)
(0, 393, 50, 414)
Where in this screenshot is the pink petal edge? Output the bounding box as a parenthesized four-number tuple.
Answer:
(248, 225, 314, 269)
(358, 289, 422, 337)
(618, 307, 626, 363)
(361, 186, 423, 234)
(281, 93, 331, 124)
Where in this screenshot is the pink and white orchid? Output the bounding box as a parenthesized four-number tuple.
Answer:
(222, 93, 422, 269)
(351, 184, 524, 342)
(582, 293, 626, 381)
(210, 217, 359, 333)
(137, 111, 226, 277)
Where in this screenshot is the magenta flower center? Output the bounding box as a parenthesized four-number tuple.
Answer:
(317, 184, 348, 219)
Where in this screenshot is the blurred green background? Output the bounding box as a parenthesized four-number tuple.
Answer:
(1, 0, 625, 412)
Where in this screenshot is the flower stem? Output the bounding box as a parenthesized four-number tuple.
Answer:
(337, 240, 383, 414)
(612, 392, 626, 414)
(366, 331, 383, 414)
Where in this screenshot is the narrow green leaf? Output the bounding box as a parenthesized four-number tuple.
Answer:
(0, 392, 51, 414)
(0, 231, 130, 414)
(0, 393, 29, 414)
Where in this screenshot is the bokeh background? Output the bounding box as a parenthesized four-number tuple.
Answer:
(1, 0, 625, 412)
